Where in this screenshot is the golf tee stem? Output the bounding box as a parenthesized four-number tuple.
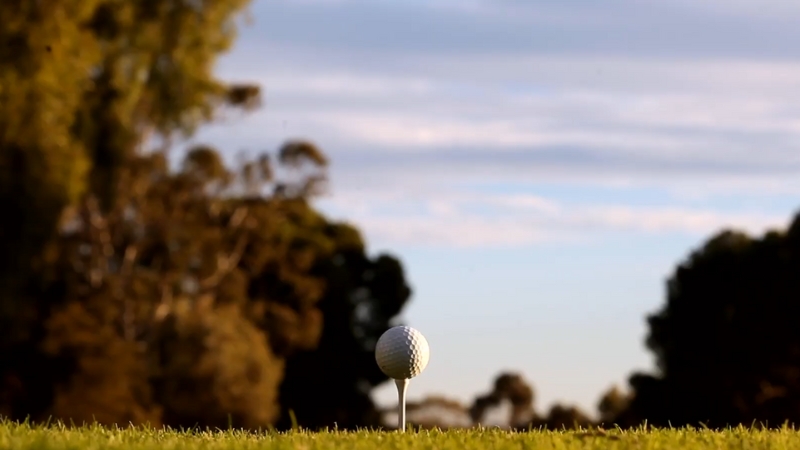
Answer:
(395, 378, 408, 431)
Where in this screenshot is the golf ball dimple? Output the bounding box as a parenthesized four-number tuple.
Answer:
(375, 325, 430, 380)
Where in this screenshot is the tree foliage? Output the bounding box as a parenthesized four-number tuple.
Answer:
(402, 396, 471, 429)
(596, 385, 630, 426)
(534, 405, 593, 430)
(0, 0, 411, 430)
(618, 218, 800, 428)
(153, 301, 283, 429)
(454, 372, 593, 430)
(0, 0, 258, 350)
(275, 232, 411, 430)
(469, 372, 536, 428)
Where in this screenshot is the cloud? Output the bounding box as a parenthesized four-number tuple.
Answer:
(206, 56, 800, 185)
(245, 0, 800, 59)
(185, 1, 800, 249)
(663, 0, 800, 20)
(239, 54, 800, 99)
(316, 190, 787, 248)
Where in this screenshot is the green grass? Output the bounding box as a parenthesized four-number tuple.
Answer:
(2, 421, 799, 450)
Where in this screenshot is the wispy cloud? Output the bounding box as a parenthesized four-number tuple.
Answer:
(244, 0, 800, 59)
(318, 190, 786, 248)
(207, 56, 800, 184)
(189, 0, 800, 249)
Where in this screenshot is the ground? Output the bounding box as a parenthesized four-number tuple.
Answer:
(1, 421, 798, 449)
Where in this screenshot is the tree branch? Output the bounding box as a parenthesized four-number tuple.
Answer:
(199, 206, 250, 290)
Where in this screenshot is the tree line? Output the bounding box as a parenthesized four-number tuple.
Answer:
(3, 0, 800, 431)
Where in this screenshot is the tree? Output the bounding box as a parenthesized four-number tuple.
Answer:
(0, 0, 259, 416)
(621, 216, 800, 428)
(0, 137, 413, 428)
(0, 1, 414, 429)
(470, 372, 536, 428)
(41, 300, 162, 426)
(596, 385, 630, 426)
(275, 245, 411, 430)
(534, 405, 593, 430)
(402, 395, 471, 430)
(6, 148, 292, 426)
(153, 301, 283, 429)
(467, 371, 595, 430)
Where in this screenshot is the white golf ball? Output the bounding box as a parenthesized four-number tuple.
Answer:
(375, 325, 430, 380)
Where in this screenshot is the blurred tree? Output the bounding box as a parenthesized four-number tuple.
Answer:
(470, 372, 536, 428)
(272, 213, 412, 429)
(621, 220, 800, 428)
(0, 138, 412, 428)
(53, 144, 323, 426)
(41, 300, 162, 426)
(11, 149, 290, 426)
(467, 372, 594, 430)
(533, 404, 593, 430)
(402, 395, 471, 430)
(0, 0, 413, 429)
(0, 0, 98, 317)
(596, 385, 630, 426)
(0, 0, 259, 420)
(153, 300, 283, 429)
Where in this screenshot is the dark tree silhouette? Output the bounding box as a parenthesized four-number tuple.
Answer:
(470, 372, 536, 428)
(389, 395, 470, 430)
(597, 385, 630, 426)
(274, 233, 412, 430)
(467, 372, 595, 430)
(534, 405, 593, 430)
(620, 219, 800, 428)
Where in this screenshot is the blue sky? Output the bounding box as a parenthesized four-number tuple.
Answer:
(190, 0, 800, 416)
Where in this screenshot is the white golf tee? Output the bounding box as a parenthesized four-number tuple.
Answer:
(395, 378, 408, 431)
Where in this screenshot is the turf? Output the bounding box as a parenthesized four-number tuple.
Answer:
(1, 421, 799, 450)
